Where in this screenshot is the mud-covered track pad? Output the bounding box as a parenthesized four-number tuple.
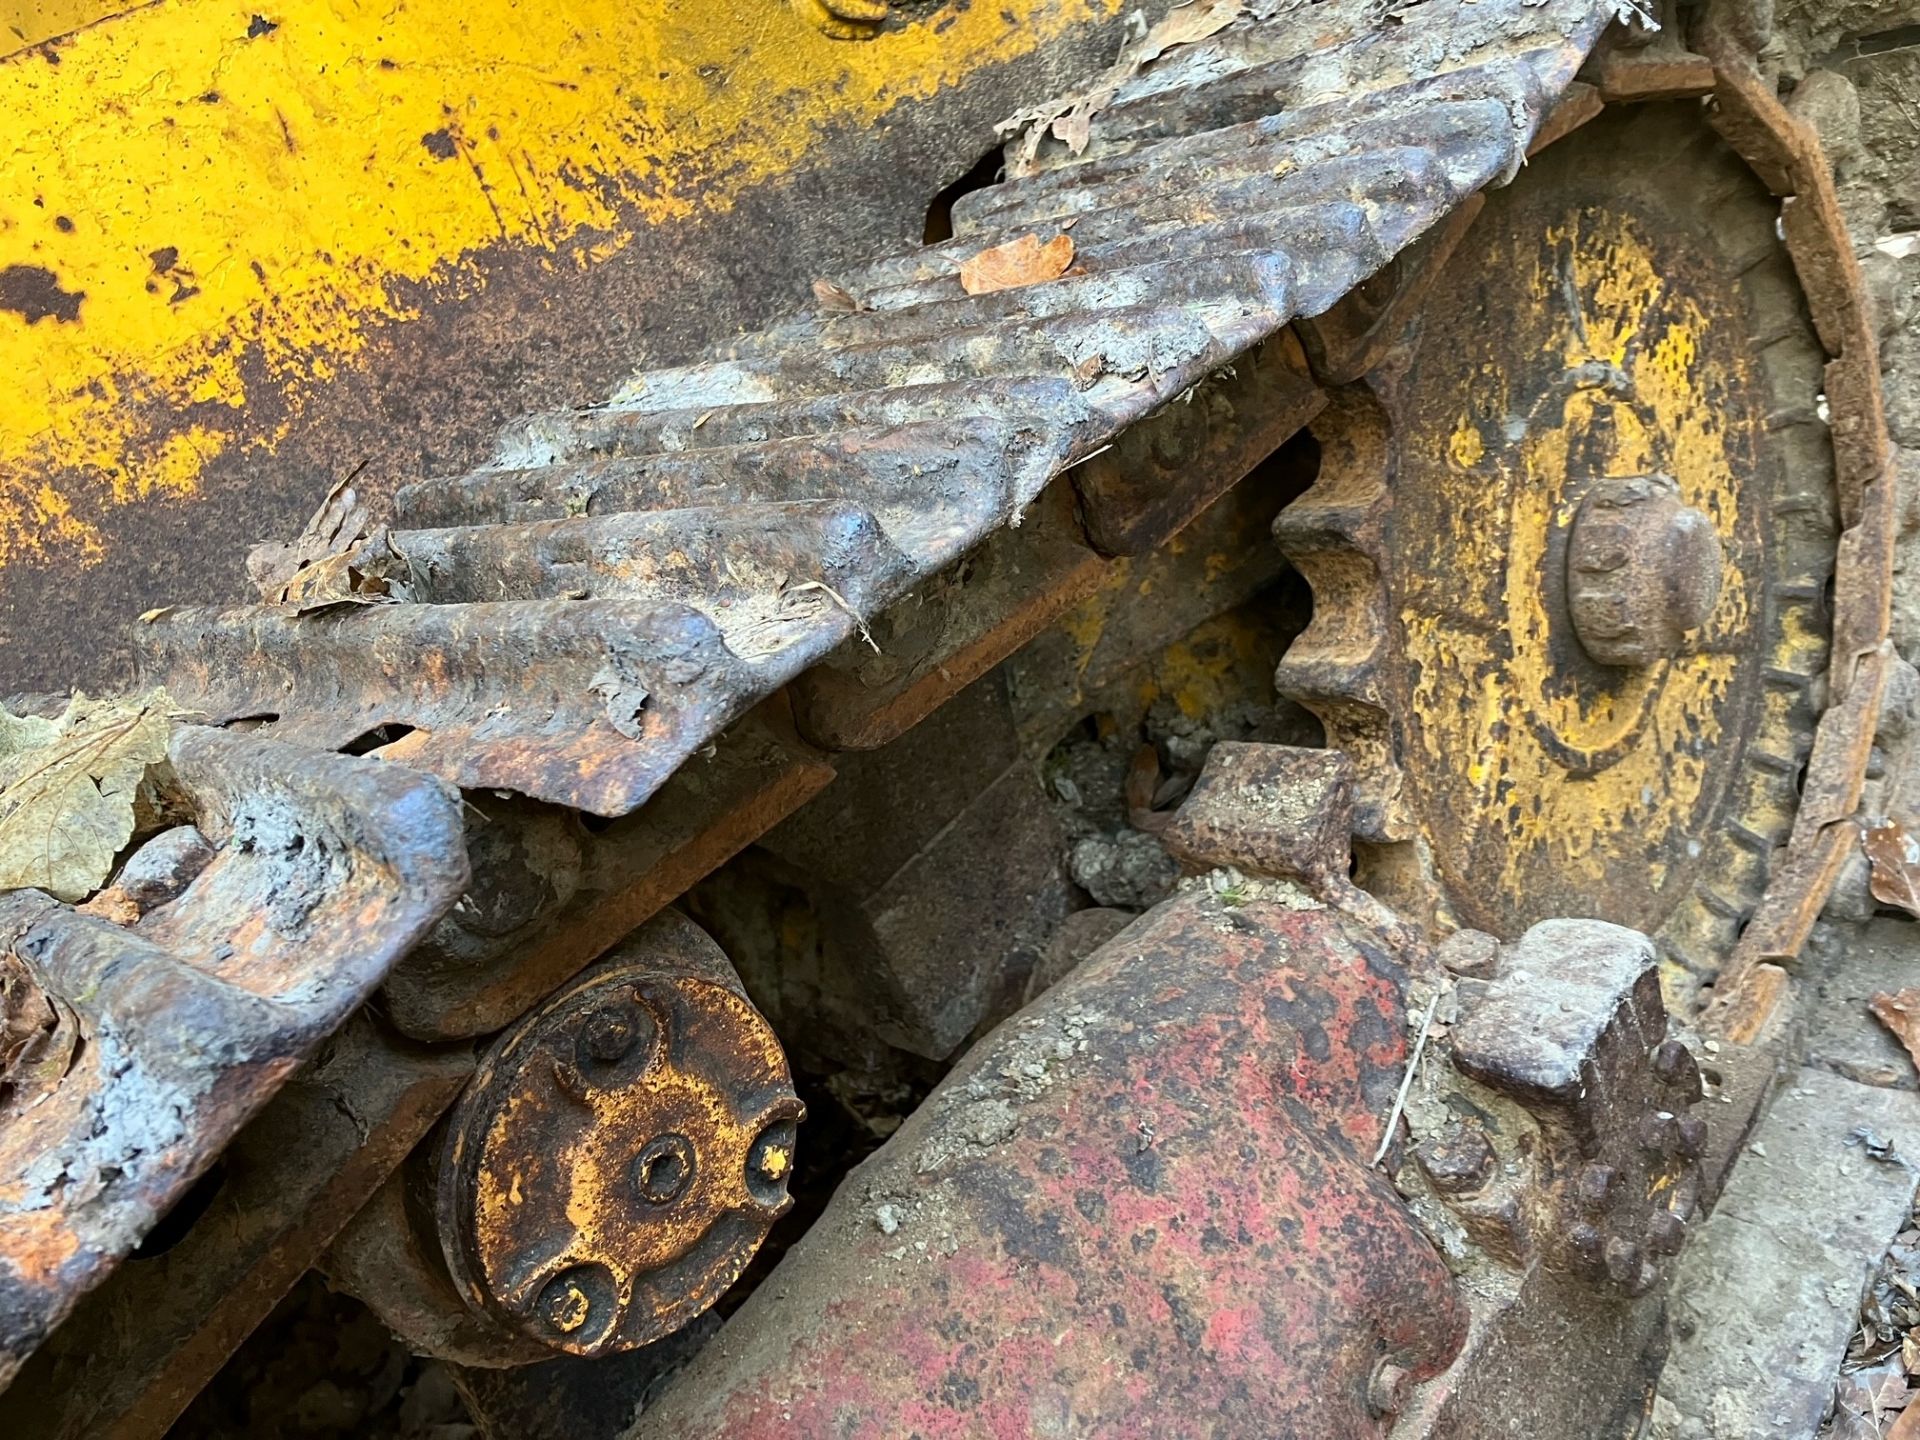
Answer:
(0, 729, 467, 1386)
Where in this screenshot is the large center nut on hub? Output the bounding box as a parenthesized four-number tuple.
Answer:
(1567, 474, 1725, 669)
(435, 910, 803, 1356)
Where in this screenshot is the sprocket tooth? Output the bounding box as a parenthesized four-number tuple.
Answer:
(1272, 388, 1413, 844)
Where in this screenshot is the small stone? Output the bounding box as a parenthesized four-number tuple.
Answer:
(875, 1203, 902, 1236)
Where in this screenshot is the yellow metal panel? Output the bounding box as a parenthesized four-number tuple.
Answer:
(0, 0, 1109, 571)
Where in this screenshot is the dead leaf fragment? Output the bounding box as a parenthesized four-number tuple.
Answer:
(1867, 822, 1920, 917)
(957, 233, 1076, 296)
(1872, 988, 1920, 1076)
(1142, 0, 1245, 57)
(247, 466, 374, 601)
(76, 887, 141, 926)
(998, 0, 1245, 173)
(0, 950, 77, 1094)
(812, 278, 867, 314)
(0, 690, 182, 903)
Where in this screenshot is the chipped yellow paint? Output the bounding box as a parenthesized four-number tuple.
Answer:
(1, 0, 149, 56)
(0, 0, 1110, 566)
(1447, 416, 1484, 470)
(1395, 207, 1790, 929)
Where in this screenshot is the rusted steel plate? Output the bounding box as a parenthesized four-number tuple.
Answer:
(382, 700, 832, 1042)
(136, 598, 766, 818)
(1295, 196, 1484, 387)
(1071, 334, 1326, 557)
(629, 891, 1465, 1439)
(0, 2, 1139, 695)
(133, 0, 1621, 841)
(1691, 36, 1900, 1039)
(759, 673, 1076, 1061)
(0, 727, 467, 1387)
(6, 1016, 472, 1440)
(789, 482, 1107, 751)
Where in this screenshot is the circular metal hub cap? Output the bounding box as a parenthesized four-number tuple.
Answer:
(1279, 104, 1836, 983)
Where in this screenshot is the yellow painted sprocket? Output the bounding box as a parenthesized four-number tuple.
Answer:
(1277, 101, 1836, 990)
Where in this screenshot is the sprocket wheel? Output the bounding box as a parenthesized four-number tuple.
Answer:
(1277, 101, 1837, 994)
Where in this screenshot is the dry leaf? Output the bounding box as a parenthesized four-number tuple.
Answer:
(1867, 822, 1920, 917)
(812, 278, 866, 314)
(1894, 1394, 1920, 1440)
(246, 465, 394, 609)
(999, 0, 1245, 173)
(76, 887, 141, 925)
(1875, 1372, 1915, 1414)
(958, 233, 1076, 296)
(0, 690, 181, 903)
(0, 950, 76, 1093)
(1139, 0, 1245, 59)
(1872, 989, 1920, 1076)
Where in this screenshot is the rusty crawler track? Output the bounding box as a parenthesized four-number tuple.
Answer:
(0, 0, 1894, 1426)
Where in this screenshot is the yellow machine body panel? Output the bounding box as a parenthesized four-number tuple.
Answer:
(0, 0, 1123, 686)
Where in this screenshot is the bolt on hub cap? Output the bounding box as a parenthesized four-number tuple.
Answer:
(1568, 474, 1725, 668)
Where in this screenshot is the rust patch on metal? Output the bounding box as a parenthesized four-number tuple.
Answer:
(631, 891, 1462, 1438)
(1294, 199, 1483, 388)
(1071, 335, 1325, 556)
(0, 727, 467, 1387)
(790, 482, 1107, 751)
(1693, 39, 1900, 1038)
(7, 1016, 472, 1440)
(383, 699, 833, 1042)
(437, 911, 801, 1357)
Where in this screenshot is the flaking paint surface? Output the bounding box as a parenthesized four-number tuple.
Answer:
(0, 0, 1107, 568)
(1393, 205, 1790, 933)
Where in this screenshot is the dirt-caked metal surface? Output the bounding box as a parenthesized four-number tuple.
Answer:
(3, 0, 1891, 1420)
(624, 889, 1461, 1439)
(0, 729, 467, 1387)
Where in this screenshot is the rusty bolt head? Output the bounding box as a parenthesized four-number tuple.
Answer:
(1367, 1361, 1411, 1418)
(1649, 1037, 1701, 1093)
(1568, 1222, 1606, 1269)
(1573, 1161, 1617, 1214)
(1603, 1235, 1646, 1290)
(747, 1118, 800, 1204)
(1414, 1126, 1496, 1196)
(538, 1273, 595, 1335)
(632, 1133, 696, 1206)
(1674, 1113, 1708, 1160)
(1567, 475, 1724, 668)
(1435, 929, 1502, 980)
(1638, 1111, 1678, 1156)
(1646, 1209, 1687, 1257)
(580, 1004, 642, 1064)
